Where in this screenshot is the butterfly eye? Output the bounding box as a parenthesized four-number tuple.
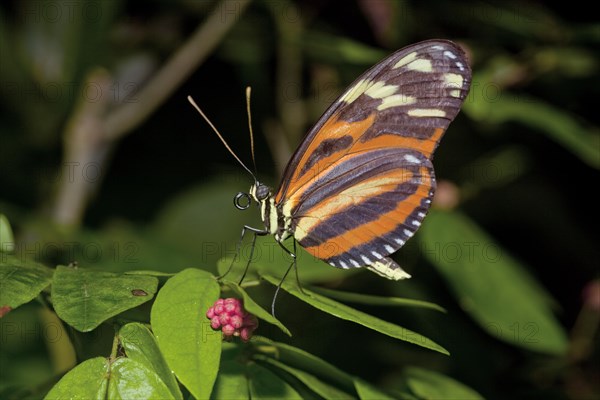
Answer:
(233, 192, 252, 210)
(254, 184, 270, 201)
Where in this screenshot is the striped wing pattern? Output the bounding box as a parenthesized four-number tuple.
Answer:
(276, 40, 471, 278)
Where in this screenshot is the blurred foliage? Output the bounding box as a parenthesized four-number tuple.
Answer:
(1, 0, 599, 399)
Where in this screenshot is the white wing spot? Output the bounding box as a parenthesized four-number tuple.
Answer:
(403, 229, 413, 237)
(412, 220, 421, 227)
(431, 45, 444, 50)
(350, 259, 360, 268)
(456, 62, 465, 71)
(361, 255, 371, 264)
(443, 50, 457, 59)
(394, 238, 405, 245)
(340, 79, 372, 104)
(445, 73, 464, 89)
(371, 251, 383, 259)
(393, 52, 418, 69)
(403, 154, 421, 164)
(377, 94, 416, 110)
(340, 261, 348, 269)
(450, 89, 462, 98)
(408, 109, 446, 118)
(365, 81, 398, 99)
(406, 58, 433, 72)
(329, 261, 336, 267)
(425, 199, 432, 204)
(418, 212, 426, 218)
(384, 244, 394, 253)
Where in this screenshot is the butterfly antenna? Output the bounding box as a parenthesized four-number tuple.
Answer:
(245, 87, 258, 174)
(188, 95, 256, 181)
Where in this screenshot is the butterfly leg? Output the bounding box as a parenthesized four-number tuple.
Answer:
(218, 225, 267, 281)
(271, 240, 306, 317)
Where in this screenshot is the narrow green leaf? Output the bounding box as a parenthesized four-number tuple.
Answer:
(248, 363, 302, 400)
(252, 336, 356, 393)
(44, 357, 108, 399)
(51, 266, 158, 332)
(0, 214, 15, 253)
(354, 379, 396, 400)
(107, 358, 175, 400)
(403, 367, 484, 400)
(0, 256, 53, 309)
(223, 280, 291, 336)
(261, 275, 449, 355)
(118, 323, 183, 400)
(257, 355, 354, 400)
(151, 268, 221, 400)
(310, 287, 446, 312)
(420, 210, 569, 355)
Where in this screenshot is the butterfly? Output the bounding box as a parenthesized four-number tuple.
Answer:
(191, 39, 471, 281)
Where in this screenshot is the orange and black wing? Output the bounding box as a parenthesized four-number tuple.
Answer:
(275, 40, 472, 279)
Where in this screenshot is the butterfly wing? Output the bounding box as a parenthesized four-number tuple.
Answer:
(275, 40, 472, 279)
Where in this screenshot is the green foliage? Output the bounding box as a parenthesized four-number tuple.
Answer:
(1, 1, 597, 399)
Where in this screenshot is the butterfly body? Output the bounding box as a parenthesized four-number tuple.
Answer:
(244, 39, 471, 280)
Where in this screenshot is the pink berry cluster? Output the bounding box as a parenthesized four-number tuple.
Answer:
(206, 298, 258, 342)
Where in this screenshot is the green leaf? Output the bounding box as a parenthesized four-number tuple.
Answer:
(420, 210, 569, 355)
(44, 357, 109, 399)
(248, 363, 302, 400)
(51, 266, 158, 332)
(118, 323, 183, 400)
(222, 280, 291, 336)
(151, 268, 221, 400)
(0, 255, 53, 309)
(402, 367, 484, 400)
(261, 275, 449, 355)
(354, 379, 396, 400)
(310, 287, 446, 313)
(0, 214, 14, 253)
(106, 358, 175, 400)
(464, 74, 600, 169)
(256, 356, 354, 400)
(211, 346, 250, 400)
(252, 336, 356, 393)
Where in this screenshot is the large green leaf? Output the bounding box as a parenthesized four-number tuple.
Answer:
(222, 280, 291, 336)
(51, 265, 158, 331)
(106, 358, 175, 399)
(261, 275, 449, 355)
(420, 210, 569, 354)
(150, 268, 221, 400)
(402, 367, 484, 400)
(118, 323, 183, 400)
(44, 357, 109, 399)
(0, 256, 53, 309)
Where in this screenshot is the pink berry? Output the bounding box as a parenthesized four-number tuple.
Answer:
(214, 304, 225, 315)
(222, 324, 235, 336)
(240, 327, 252, 342)
(219, 314, 229, 325)
(210, 317, 221, 329)
(230, 315, 243, 329)
(206, 307, 215, 319)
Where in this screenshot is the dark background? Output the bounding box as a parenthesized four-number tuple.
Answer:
(1, 1, 598, 399)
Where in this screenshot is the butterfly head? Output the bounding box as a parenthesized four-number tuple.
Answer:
(249, 182, 271, 203)
(234, 181, 272, 211)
